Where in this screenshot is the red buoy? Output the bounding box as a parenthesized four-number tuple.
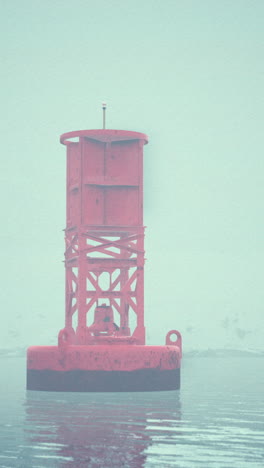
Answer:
(27, 123, 182, 391)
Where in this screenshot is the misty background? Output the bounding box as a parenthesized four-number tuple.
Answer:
(1, 0, 263, 353)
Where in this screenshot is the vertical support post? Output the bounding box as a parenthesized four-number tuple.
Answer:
(76, 234, 87, 344)
(65, 267, 72, 329)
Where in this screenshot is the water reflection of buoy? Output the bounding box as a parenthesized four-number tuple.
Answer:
(27, 122, 182, 391)
(25, 391, 182, 467)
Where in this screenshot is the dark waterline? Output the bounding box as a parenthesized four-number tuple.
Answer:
(0, 356, 263, 467)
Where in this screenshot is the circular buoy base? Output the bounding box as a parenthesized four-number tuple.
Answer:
(27, 345, 181, 392)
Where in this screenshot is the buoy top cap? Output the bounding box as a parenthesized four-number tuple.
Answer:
(60, 129, 148, 146)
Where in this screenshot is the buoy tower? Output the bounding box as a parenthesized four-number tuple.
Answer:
(27, 107, 182, 391)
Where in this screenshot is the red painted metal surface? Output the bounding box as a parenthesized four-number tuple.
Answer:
(27, 128, 182, 392)
(27, 345, 181, 372)
(61, 129, 146, 346)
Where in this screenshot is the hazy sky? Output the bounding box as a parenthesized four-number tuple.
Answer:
(1, 0, 263, 351)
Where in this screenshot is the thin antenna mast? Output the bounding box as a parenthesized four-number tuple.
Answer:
(102, 102, 106, 129)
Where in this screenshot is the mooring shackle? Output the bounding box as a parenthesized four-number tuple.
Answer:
(58, 328, 70, 347)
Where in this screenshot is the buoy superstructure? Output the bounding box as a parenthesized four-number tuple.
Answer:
(27, 122, 182, 391)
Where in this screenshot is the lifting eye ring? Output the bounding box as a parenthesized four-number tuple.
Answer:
(166, 330, 182, 355)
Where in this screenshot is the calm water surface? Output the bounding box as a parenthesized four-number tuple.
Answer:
(0, 356, 263, 467)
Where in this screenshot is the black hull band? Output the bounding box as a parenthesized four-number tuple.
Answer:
(27, 368, 180, 392)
